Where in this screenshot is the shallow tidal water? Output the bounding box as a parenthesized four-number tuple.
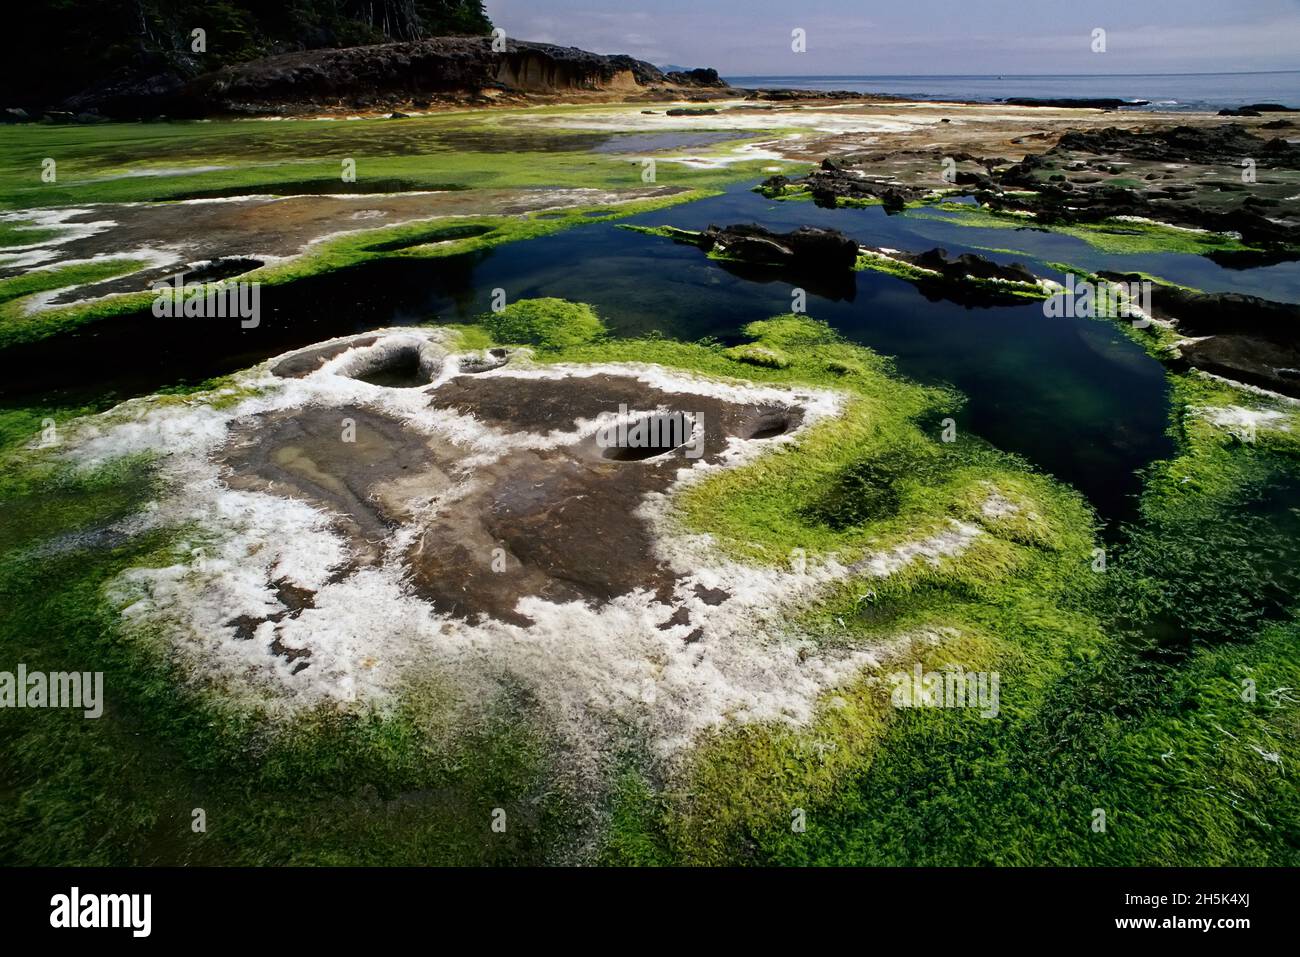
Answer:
(22, 180, 1290, 525)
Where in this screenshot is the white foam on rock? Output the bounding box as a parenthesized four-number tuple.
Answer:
(0, 208, 115, 252)
(67, 328, 987, 759)
(1194, 405, 1292, 433)
(19, 247, 176, 313)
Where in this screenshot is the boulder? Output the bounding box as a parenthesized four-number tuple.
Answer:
(664, 68, 726, 87)
(908, 248, 1038, 285)
(698, 224, 860, 272)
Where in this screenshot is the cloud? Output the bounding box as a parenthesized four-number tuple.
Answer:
(484, 0, 1300, 74)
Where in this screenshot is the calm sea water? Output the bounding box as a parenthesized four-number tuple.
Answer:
(725, 71, 1300, 111)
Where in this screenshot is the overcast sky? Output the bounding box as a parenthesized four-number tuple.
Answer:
(483, 0, 1300, 75)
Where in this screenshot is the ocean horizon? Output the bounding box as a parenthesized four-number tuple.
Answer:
(722, 70, 1300, 111)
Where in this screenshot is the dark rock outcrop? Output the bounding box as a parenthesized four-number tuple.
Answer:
(1099, 272, 1299, 339)
(664, 68, 726, 87)
(1178, 336, 1300, 395)
(990, 125, 1300, 246)
(1099, 271, 1300, 395)
(867, 247, 1045, 307)
(743, 88, 883, 103)
(697, 224, 860, 272)
(59, 50, 203, 119)
(807, 159, 921, 212)
(906, 248, 1038, 285)
(1003, 97, 1145, 109)
(1205, 248, 1300, 269)
(781, 123, 1300, 252)
(1051, 124, 1299, 167)
(72, 37, 731, 118)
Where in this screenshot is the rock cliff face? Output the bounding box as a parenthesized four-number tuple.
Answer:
(77, 38, 728, 117)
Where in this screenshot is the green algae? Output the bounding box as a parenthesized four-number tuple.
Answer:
(0, 101, 796, 348)
(752, 181, 816, 201)
(1042, 260, 1206, 296)
(659, 352, 1300, 866)
(0, 219, 64, 247)
(489, 307, 1104, 861)
(0, 191, 702, 349)
(5, 294, 1297, 866)
(913, 201, 1257, 256)
(0, 439, 590, 864)
(854, 248, 1050, 300)
(616, 223, 700, 241)
(516, 301, 1300, 865)
(0, 110, 785, 211)
(481, 297, 606, 349)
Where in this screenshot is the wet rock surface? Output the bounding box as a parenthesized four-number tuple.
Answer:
(905, 248, 1038, 285)
(1098, 271, 1300, 395)
(1178, 336, 1300, 395)
(881, 248, 1046, 307)
(780, 122, 1300, 251)
(270, 336, 383, 378)
(1002, 97, 1147, 109)
(219, 404, 456, 565)
(686, 223, 861, 272)
(3, 185, 684, 302)
(221, 353, 805, 628)
(415, 373, 803, 625)
(989, 125, 1300, 246)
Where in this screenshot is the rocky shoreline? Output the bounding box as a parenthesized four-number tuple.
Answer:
(17, 37, 743, 120)
(13, 35, 1220, 122)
